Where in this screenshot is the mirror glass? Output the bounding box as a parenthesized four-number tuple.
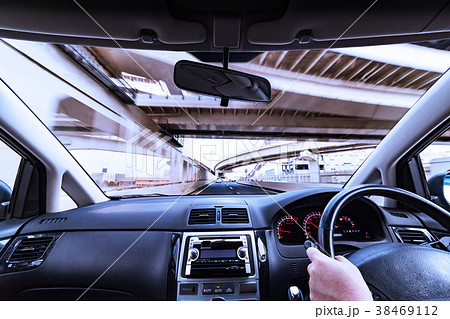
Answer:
(174, 60, 271, 102)
(444, 172, 450, 204)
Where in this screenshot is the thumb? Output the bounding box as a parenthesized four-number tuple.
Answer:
(335, 255, 351, 263)
(306, 246, 329, 262)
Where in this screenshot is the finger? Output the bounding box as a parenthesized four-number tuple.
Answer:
(306, 246, 319, 261)
(307, 262, 313, 275)
(309, 290, 317, 301)
(309, 290, 328, 301)
(306, 246, 329, 262)
(334, 255, 347, 262)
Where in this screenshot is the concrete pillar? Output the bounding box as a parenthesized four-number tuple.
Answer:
(187, 162, 193, 182)
(169, 150, 183, 183)
(181, 161, 189, 182)
(198, 167, 207, 180)
(308, 160, 320, 183)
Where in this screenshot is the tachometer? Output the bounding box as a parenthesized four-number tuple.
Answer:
(276, 215, 303, 244)
(303, 211, 322, 240)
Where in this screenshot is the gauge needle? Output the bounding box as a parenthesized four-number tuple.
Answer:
(308, 222, 319, 229)
(279, 230, 291, 233)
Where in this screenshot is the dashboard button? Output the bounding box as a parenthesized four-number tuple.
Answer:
(202, 288, 213, 295)
(179, 284, 198, 295)
(202, 283, 234, 295)
(239, 282, 257, 293)
(224, 284, 234, 294)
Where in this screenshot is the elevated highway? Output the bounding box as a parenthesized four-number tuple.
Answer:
(214, 142, 376, 171)
(81, 43, 450, 141)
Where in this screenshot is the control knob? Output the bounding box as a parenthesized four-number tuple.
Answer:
(237, 247, 247, 260)
(189, 248, 199, 261)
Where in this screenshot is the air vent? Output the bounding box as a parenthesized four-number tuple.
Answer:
(8, 237, 54, 263)
(38, 217, 68, 224)
(222, 208, 249, 224)
(188, 209, 216, 225)
(291, 262, 300, 274)
(396, 228, 432, 245)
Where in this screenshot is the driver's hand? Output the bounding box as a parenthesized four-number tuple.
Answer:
(306, 247, 372, 301)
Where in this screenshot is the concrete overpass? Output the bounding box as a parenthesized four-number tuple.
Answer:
(214, 142, 376, 171)
(62, 42, 450, 142)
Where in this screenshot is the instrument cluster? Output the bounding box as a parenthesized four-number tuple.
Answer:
(276, 210, 373, 245)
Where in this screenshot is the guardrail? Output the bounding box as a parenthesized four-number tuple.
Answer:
(237, 180, 340, 192)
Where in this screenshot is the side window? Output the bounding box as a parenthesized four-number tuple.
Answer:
(0, 139, 22, 221)
(420, 128, 450, 210)
(420, 137, 450, 179)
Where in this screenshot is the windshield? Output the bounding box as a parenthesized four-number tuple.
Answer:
(6, 38, 449, 197)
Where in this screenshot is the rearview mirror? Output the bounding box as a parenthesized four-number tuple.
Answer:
(174, 60, 271, 102)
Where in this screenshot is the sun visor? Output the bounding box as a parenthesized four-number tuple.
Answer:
(0, 0, 206, 45)
(423, 2, 450, 32)
(247, 0, 450, 45)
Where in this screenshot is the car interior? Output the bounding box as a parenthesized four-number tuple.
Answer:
(0, 0, 449, 301)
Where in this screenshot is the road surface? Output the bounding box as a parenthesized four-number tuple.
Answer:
(196, 181, 277, 195)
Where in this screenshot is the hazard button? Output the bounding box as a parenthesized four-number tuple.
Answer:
(239, 282, 257, 293)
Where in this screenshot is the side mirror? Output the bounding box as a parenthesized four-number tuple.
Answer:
(0, 202, 9, 220)
(427, 172, 450, 212)
(444, 173, 450, 204)
(174, 60, 271, 103)
(0, 180, 12, 221)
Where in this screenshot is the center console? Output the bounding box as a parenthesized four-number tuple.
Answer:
(177, 231, 260, 301)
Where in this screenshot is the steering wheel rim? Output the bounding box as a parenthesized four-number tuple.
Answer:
(318, 184, 450, 300)
(318, 184, 450, 258)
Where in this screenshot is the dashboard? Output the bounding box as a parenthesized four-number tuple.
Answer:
(0, 188, 447, 300)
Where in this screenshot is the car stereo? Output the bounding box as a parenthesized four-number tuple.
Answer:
(177, 231, 260, 301)
(183, 235, 252, 277)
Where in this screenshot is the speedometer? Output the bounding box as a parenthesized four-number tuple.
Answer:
(303, 211, 322, 240)
(276, 215, 303, 244)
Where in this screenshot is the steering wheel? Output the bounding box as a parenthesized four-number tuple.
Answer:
(318, 184, 450, 301)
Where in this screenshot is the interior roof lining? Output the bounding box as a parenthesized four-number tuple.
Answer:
(0, 0, 450, 51)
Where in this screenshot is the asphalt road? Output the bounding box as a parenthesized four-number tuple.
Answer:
(196, 181, 277, 195)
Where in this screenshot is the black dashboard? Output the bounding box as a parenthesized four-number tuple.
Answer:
(0, 188, 447, 300)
